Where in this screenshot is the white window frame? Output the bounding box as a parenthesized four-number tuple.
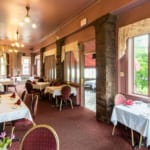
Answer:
(21, 56, 31, 75)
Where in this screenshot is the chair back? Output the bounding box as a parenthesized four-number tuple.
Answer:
(26, 80, 32, 83)
(114, 94, 126, 105)
(25, 82, 33, 93)
(24, 94, 38, 119)
(61, 86, 71, 100)
(21, 90, 27, 101)
(38, 78, 44, 82)
(20, 124, 59, 150)
(31, 95, 38, 119)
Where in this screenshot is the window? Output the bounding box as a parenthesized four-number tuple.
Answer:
(0, 56, 6, 76)
(22, 56, 31, 75)
(64, 51, 80, 83)
(128, 34, 149, 96)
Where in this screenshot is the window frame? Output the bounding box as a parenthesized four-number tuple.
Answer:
(21, 56, 31, 76)
(128, 33, 150, 97)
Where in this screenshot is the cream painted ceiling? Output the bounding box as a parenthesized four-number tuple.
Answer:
(0, 0, 97, 52)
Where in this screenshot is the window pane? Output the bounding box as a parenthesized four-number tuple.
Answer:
(84, 68, 96, 79)
(22, 56, 31, 75)
(134, 35, 148, 95)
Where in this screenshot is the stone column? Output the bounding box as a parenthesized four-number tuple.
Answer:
(93, 14, 117, 123)
(56, 38, 65, 82)
(40, 47, 45, 77)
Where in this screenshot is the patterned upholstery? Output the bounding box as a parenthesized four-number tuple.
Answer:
(61, 86, 71, 100)
(20, 124, 59, 150)
(25, 82, 39, 98)
(59, 86, 73, 111)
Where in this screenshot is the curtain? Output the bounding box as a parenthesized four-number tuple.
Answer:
(43, 48, 56, 63)
(64, 51, 80, 83)
(44, 55, 56, 81)
(61, 41, 79, 62)
(118, 18, 150, 59)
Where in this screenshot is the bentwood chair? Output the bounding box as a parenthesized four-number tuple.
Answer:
(112, 94, 135, 147)
(21, 90, 27, 101)
(38, 78, 44, 82)
(20, 124, 59, 150)
(25, 81, 39, 100)
(11, 94, 38, 136)
(59, 86, 73, 111)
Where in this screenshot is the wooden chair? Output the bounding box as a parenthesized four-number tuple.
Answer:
(25, 81, 39, 100)
(20, 124, 59, 150)
(21, 90, 27, 101)
(59, 86, 73, 111)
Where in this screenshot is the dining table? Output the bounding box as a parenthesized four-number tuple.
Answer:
(0, 78, 15, 92)
(111, 100, 150, 147)
(32, 82, 49, 91)
(0, 93, 33, 132)
(44, 84, 77, 98)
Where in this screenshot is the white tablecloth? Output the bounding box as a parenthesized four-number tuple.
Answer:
(0, 94, 33, 123)
(32, 82, 49, 91)
(44, 85, 77, 98)
(111, 101, 150, 146)
(0, 79, 14, 85)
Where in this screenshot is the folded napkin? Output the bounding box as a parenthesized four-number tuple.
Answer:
(15, 99, 21, 105)
(10, 92, 16, 98)
(125, 99, 133, 105)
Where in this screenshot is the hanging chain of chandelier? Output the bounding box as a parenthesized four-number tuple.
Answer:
(18, 5, 37, 29)
(10, 29, 24, 53)
(8, 4, 37, 53)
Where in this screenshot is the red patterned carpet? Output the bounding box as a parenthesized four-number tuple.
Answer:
(7, 84, 148, 150)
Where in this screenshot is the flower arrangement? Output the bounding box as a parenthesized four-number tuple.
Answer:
(0, 132, 15, 150)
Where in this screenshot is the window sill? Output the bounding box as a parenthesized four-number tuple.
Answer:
(126, 93, 150, 103)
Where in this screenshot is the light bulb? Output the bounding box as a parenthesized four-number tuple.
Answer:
(14, 49, 18, 53)
(9, 49, 13, 53)
(19, 21, 24, 27)
(21, 44, 24, 48)
(24, 16, 30, 23)
(32, 24, 37, 28)
(15, 42, 20, 47)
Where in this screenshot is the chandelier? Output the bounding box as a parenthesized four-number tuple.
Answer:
(18, 4, 37, 29)
(9, 30, 24, 53)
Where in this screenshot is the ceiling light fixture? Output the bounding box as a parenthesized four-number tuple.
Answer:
(24, 5, 31, 23)
(10, 30, 24, 53)
(19, 4, 37, 29)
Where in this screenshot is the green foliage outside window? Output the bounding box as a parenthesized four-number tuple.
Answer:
(134, 35, 148, 95)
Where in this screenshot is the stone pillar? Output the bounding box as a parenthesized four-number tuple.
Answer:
(93, 14, 117, 123)
(56, 38, 65, 82)
(40, 47, 45, 77)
